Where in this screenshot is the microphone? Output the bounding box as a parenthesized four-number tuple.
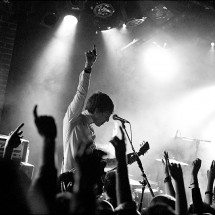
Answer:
(112, 114, 130, 123)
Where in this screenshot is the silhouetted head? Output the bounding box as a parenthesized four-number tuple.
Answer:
(189, 202, 215, 214)
(142, 203, 175, 215)
(149, 194, 176, 211)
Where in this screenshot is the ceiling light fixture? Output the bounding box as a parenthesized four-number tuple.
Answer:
(148, 4, 174, 24)
(93, 2, 115, 18)
(121, 1, 147, 28)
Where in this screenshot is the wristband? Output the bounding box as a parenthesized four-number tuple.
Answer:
(164, 176, 171, 183)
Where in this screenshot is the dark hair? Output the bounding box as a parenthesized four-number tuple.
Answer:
(143, 203, 175, 215)
(85, 91, 114, 114)
(149, 194, 176, 211)
(188, 202, 215, 214)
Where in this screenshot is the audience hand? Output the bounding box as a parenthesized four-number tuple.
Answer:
(169, 163, 183, 182)
(5, 123, 24, 149)
(33, 105, 57, 139)
(207, 160, 215, 182)
(192, 158, 201, 177)
(162, 151, 170, 176)
(109, 126, 126, 160)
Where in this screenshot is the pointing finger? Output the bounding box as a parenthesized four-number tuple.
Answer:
(93, 44, 97, 56)
(33, 105, 38, 120)
(14, 123, 24, 134)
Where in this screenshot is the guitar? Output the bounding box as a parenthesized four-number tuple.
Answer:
(104, 141, 150, 171)
(96, 141, 150, 196)
(58, 141, 150, 194)
(127, 141, 150, 165)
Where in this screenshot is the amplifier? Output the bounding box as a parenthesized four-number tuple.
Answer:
(20, 162, 34, 180)
(0, 134, 29, 163)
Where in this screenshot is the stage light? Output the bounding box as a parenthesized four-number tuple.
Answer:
(56, 13, 78, 38)
(90, 1, 122, 31)
(93, 2, 115, 18)
(143, 43, 178, 83)
(64, 15, 78, 25)
(211, 42, 215, 48)
(41, 12, 59, 28)
(93, 17, 122, 31)
(121, 1, 147, 28)
(148, 3, 174, 24)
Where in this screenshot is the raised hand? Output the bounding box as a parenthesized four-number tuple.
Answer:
(169, 163, 183, 182)
(6, 123, 24, 149)
(204, 160, 215, 205)
(85, 45, 97, 69)
(109, 126, 126, 160)
(192, 158, 201, 177)
(33, 105, 57, 139)
(207, 160, 215, 182)
(162, 151, 170, 176)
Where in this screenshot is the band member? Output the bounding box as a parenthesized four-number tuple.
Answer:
(61, 45, 114, 175)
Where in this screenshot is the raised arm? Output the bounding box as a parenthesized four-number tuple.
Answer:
(169, 163, 188, 215)
(3, 123, 24, 160)
(189, 158, 203, 214)
(28, 105, 57, 214)
(33, 105, 57, 166)
(205, 160, 215, 205)
(110, 126, 138, 214)
(64, 45, 97, 121)
(162, 151, 175, 197)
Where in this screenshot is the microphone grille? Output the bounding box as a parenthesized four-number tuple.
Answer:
(112, 114, 117, 120)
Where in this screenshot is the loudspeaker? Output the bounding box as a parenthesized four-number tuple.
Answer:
(0, 134, 29, 162)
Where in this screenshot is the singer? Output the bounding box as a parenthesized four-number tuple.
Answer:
(61, 45, 114, 175)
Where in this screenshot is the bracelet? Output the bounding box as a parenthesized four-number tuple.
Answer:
(205, 191, 213, 195)
(84, 68, 92, 73)
(164, 176, 171, 183)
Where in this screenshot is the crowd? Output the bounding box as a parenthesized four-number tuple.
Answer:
(1, 46, 215, 215)
(1, 107, 215, 215)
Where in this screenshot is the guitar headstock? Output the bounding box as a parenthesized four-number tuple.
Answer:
(138, 141, 150, 156)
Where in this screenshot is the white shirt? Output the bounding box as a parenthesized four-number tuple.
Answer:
(61, 71, 96, 173)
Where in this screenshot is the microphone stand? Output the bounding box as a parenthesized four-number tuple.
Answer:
(121, 122, 155, 199)
(138, 179, 147, 213)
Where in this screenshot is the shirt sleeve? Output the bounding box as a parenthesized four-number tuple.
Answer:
(64, 71, 91, 122)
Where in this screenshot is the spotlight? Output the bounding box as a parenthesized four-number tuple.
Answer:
(93, 2, 115, 18)
(148, 4, 174, 24)
(121, 2, 147, 28)
(64, 15, 78, 25)
(211, 42, 215, 48)
(65, 8, 80, 22)
(91, 1, 123, 31)
(41, 11, 59, 28)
